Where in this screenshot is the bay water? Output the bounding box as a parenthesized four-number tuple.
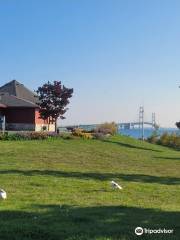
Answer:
(119, 128, 179, 139)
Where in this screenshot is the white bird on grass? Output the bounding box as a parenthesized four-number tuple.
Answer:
(0, 189, 7, 200)
(111, 181, 123, 190)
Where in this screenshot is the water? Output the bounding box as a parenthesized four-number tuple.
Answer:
(119, 128, 180, 139)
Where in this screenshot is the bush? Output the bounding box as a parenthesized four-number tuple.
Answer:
(7, 133, 27, 140)
(158, 133, 172, 147)
(147, 131, 159, 144)
(0, 132, 49, 141)
(95, 122, 118, 135)
(0, 132, 9, 140)
(0, 132, 26, 141)
(72, 128, 84, 137)
(173, 137, 180, 149)
(59, 132, 75, 140)
(0, 130, 93, 141)
(92, 132, 107, 140)
(72, 128, 93, 139)
(28, 132, 49, 140)
(155, 132, 180, 150)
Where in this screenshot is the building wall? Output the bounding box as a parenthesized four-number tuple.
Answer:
(35, 124, 55, 132)
(4, 108, 55, 132)
(35, 109, 55, 131)
(35, 109, 49, 124)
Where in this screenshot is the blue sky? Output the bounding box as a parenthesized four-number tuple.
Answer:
(0, 0, 180, 127)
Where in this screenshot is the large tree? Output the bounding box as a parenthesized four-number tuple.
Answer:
(36, 81, 73, 132)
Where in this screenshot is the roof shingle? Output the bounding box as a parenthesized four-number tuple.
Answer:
(0, 80, 38, 108)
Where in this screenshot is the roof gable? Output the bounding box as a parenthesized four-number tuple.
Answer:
(0, 80, 38, 104)
(0, 80, 38, 108)
(0, 93, 38, 108)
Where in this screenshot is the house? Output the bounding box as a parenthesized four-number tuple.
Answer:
(0, 80, 55, 131)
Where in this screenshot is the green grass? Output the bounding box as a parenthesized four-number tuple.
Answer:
(0, 135, 179, 240)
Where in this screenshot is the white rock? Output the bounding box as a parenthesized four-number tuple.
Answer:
(0, 189, 7, 199)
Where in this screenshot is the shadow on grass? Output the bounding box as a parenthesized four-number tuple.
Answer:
(0, 170, 180, 185)
(154, 156, 180, 160)
(0, 204, 179, 240)
(102, 139, 162, 152)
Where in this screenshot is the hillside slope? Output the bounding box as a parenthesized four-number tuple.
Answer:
(0, 136, 179, 240)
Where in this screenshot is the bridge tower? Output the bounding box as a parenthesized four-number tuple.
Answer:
(152, 112, 156, 126)
(139, 106, 144, 140)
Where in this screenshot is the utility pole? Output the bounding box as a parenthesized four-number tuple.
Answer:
(139, 106, 144, 140)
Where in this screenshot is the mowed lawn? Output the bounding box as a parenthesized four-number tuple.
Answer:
(0, 135, 179, 240)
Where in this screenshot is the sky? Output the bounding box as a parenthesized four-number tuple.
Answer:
(0, 0, 180, 127)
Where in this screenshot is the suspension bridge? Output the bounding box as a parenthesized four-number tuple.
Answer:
(118, 107, 159, 140)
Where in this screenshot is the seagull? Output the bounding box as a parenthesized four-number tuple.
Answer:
(111, 181, 123, 190)
(0, 189, 7, 199)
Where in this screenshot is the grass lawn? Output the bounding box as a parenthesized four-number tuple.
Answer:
(0, 135, 179, 240)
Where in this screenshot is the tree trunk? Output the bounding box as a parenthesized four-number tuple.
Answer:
(47, 118, 50, 131)
(55, 118, 57, 133)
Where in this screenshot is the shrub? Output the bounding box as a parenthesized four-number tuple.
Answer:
(0, 130, 92, 141)
(173, 137, 180, 149)
(72, 128, 84, 137)
(95, 122, 118, 135)
(0, 132, 26, 141)
(147, 131, 180, 150)
(0, 132, 49, 141)
(158, 133, 171, 147)
(28, 132, 48, 140)
(168, 134, 177, 148)
(72, 128, 93, 139)
(59, 133, 74, 140)
(147, 131, 159, 144)
(83, 133, 93, 139)
(8, 133, 27, 140)
(0, 132, 9, 140)
(157, 133, 180, 149)
(93, 132, 107, 140)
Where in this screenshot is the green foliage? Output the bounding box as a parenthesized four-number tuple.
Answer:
(95, 122, 118, 135)
(159, 133, 171, 146)
(0, 131, 94, 141)
(59, 132, 75, 140)
(0, 132, 53, 141)
(147, 131, 159, 144)
(0, 132, 9, 140)
(148, 132, 180, 150)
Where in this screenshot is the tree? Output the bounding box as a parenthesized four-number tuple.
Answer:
(36, 81, 73, 132)
(176, 122, 180, 129)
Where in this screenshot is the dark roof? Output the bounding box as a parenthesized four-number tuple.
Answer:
(0, 93, 38, 107)
(0, 80, 38, 108)
(0, 80, 38, 103)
